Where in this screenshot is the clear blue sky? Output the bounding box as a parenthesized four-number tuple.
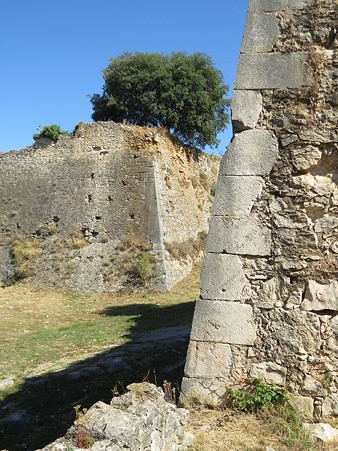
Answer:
(0, 0, 249, 154)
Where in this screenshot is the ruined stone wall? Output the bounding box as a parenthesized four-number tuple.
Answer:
(182, 0, 338, 418)
(0, 122, 218, 293)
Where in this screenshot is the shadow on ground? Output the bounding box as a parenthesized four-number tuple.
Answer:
(0, 301, 195, 451)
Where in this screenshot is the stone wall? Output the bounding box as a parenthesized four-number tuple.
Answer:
(0, 122, 219, 293)
(181, 0, 338, 418)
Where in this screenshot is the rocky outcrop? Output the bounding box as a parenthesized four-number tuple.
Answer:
(181, 0, 338, 416)
(0, 122, 219, 293)
(42, 383, 191, 451)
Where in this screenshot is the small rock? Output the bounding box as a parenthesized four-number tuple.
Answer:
(0, 376, 15, 391)
(303, 422, 338, 443)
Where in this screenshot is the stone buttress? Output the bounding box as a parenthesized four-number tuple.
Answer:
(181, 0, 338, 418)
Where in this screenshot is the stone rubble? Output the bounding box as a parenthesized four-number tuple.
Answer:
(42, 383, 191, 451)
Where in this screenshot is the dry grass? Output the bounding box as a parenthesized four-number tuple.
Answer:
(187, 409, 281, 451)
(187, 407, 338, 451)
(0, 266, 200, 382)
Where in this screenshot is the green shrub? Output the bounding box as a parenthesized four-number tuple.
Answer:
(130, 252, 157, 286)
(33, 124, 70, 143)
(224, 379, 286, 413)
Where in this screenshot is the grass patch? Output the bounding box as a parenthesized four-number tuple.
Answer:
(261, 404, 314, 450)
(0, 265, 199, 384)
(0, 267, 199, 451)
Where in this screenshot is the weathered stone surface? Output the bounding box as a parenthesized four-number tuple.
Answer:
(231, 90, 263, 132)
(249, 0, 315, 12)
(301, 280, 338, 312)
(0, 122, 219, 293)
(200, 253, 246, 301)
(255, 309, 321, 361)
(302, 375, 327, 397)
(289, 395, 314, 419)
(190, 300, 257, 345)
(207, 216, 272, 256)
(290, 146, 322, 172)
(212, 175, 264, 217)
(236, 53, 312, 89)
(241, 12, 279, 53)
(250, 362, 287, 385)
(43, 383, 190, 451)
(219, 129, 278, 176)
(180, 377, 228, 407)
(212, 175, 264, 216)
(181, 0, 338, 413)
(255, 278, 280, 309)
(269, 198, 310, 229)
(322, 394, 338, 417)
(184, 341, 233, 378)
(303, 423, 338, 444)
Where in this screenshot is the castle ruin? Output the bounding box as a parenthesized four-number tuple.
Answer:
(0, 122, 218, 293)
(181, 0, 338, 418)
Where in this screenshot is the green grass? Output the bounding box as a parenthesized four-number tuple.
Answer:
(0, 267, 199, 451)
(0, 266, 199, 383)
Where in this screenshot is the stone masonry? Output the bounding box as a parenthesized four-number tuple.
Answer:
(181, 0, 338, 418)
(0, 122, 219, 293)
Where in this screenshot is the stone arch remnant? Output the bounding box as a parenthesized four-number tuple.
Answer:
(181, 0, 338, 418)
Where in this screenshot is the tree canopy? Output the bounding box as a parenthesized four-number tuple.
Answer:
(91, 52, 229, 149)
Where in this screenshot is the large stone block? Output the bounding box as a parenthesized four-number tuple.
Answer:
(200, 253, 246, 301)
(322, 394, 338, 417)
(250, 361, 287, 385)
(301, 280, 338, 312)
(184, 341, 233, 378)
(190, 300, 257, 345)
(249, 0, 315, 12)
(231, 90, 263, 131)
(220, 129, 278, 176)
(289, 395, 314, 419)
(206, 216, 272, 256)
(241, 12, 279, 53)
(180, 377, 228, 407)
(212, 175, 264, 216)
(235, 53, 313, 90)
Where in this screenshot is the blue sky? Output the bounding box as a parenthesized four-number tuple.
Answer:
(0, 0, 249, 153)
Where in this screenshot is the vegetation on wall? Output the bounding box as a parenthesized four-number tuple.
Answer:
(33, 124, 70, 143)
(91, 52, 229, 149)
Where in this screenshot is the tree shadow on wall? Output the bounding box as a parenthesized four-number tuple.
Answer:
(0, 301, 195, 451)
